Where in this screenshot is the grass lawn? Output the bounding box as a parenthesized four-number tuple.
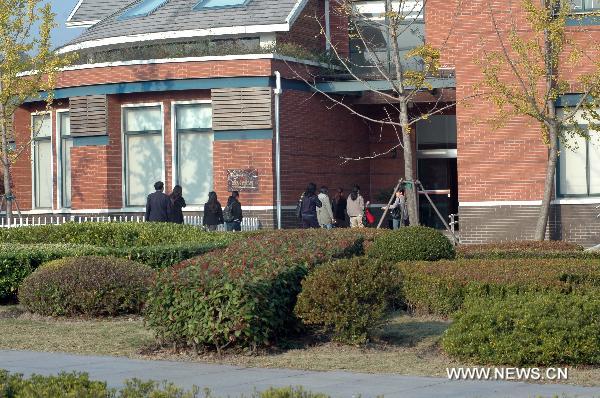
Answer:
(1, 305, 600, 386)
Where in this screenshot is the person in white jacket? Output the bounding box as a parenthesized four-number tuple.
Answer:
(317, 186, 335, 229)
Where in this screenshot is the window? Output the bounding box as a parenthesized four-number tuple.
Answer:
(571, 0, 600, 12)
(123, 106, 164, 207)
(194, 0, 250, 10)
(119, 0, 169, 19)
(173, 103, 213, 205)
(558, 128, 600, 196)
(32, 114, 52, 209)
(58, 112, 73, 208)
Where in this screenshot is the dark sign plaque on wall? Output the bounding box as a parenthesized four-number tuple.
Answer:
(227, 169, 259, 192)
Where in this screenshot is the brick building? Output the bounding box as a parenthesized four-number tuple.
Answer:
(6, 0, 600, 245)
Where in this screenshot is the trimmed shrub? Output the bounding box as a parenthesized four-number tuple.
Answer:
(399, 258, 600, 316)
(0, 222, 237, 247)
(19, 256, 154, 316)
(295, 258, 402, 344)
(145, 230, 366, 351)
(0, 371, 330, 398)
(443, 293, 600, 366)
(367, 226, 455, 262)
(457, 240, 586, 259)
(0, 242, 221, 302)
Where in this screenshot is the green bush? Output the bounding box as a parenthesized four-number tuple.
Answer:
(367, 226, 455, 262)
(443, 293, 600, 366)
(19, 256, 154, 316)
(0, 222, 236, 247)
(399, 258, 600, 316)
(295, 258, 402, 344)
(457, 240, 586, 259)
(0, 243, 220, 302)
(145, 230, 367, 351)
(0, 370, 331, 398)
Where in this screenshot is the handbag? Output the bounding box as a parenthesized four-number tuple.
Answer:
(365, 208, 376, 224)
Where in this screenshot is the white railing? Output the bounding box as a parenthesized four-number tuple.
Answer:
(0, 215, 260, 231)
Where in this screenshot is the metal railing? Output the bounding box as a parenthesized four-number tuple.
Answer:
(0, 214, 260, 231)
(449, 213, 459, 236)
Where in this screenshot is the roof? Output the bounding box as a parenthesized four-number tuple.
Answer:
(67, 0, 130, 27)
(61, 0, 307, 53)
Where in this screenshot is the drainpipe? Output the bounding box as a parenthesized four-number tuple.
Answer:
(274, 71, 283, 229)
(325, 0, 331, 52)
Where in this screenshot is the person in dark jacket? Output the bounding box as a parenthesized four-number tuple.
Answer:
(224, 191, 243, 232)
(168, 185, 186, 224)
(203, 191, 224, 231)
(145, 181, 171, 222)
(299, 182, 322, 229)
(332, 187, 348, 227)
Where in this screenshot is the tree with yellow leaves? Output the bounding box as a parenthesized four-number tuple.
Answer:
(478, 0, 600, 240)
(0, 0, 74, 222)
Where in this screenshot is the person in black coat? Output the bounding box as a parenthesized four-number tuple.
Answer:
(168, 185, 186, 224)
(224, 191, 243, 232)
(299, 182, 322, 229)
(145, 181, 171, 222)
(332, 187, 348, 227)
(203, 191, 224, 231)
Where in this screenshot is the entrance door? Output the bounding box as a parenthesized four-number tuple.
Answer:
(418, 158, 458, 229)
(416, 115, 458, 229)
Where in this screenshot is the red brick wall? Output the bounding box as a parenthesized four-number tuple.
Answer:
(279, 90, 370, 204)
(426, 0, 549, 203)
(277, 0, 327, 53)
(329, 0, 350, 57)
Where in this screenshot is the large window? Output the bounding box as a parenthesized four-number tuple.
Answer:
(119, 0, 169, 19)
(558, 128, 600, 196)
(173, 103, 213, 206)
(571, 0, 600, 12)
(32, 113, 52, 209)
(123, 106, 164, 207)
(58, 112, 72, 208)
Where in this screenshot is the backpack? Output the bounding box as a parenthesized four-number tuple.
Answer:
(223, 204, 234, 222)
(391, 206, 402, 219)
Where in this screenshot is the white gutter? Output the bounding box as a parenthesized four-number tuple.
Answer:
(274, 70, 283, 229)
(324, 0, 331, 51)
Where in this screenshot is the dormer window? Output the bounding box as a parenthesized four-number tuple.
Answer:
(119, 0, 170, 19)
(193, 0, 250, 10)
(571, 0, 600, 12)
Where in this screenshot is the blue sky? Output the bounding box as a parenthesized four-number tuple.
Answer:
(49, 0, 85, 48)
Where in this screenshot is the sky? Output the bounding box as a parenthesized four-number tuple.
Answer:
(48, 0, 85, 48)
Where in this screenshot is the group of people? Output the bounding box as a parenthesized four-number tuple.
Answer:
(145, 181, 243, 231)
(297, 183, 409, 230)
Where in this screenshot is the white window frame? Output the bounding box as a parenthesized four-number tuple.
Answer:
(55, 109, 71, 210)
(31, 111, 54, 210)
(121, 102, 165, 209)
(171, 99, 213, 211)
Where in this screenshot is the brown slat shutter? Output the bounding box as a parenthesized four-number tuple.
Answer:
(70, 95, 108, 137)
(211, 88, 272, 131)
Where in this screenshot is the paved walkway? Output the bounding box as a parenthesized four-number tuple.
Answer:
(1, 350, 600, 397)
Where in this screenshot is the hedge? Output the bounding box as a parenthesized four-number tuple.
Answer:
(0, 371, 331, 398)
(295, 258, 402, 344)
(0, 222, 237, 247)
(367, 226, 455, 262)
(145, 229, 367, 352)
(19, 256, 154, 317)
(0, 242, 222, 301)
(457, 241, 587, 259)
(443, 293, 600, 366)
(399, 258, 600, 316)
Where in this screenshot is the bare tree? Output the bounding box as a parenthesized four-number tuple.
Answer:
(476, 0, 600, 240)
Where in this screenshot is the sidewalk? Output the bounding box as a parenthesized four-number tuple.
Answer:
(1, 350, 600, 398)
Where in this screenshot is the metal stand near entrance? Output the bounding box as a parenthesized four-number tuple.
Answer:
(376, 179, 459, 245)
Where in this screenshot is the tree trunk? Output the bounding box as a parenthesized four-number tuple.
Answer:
(535, 123, 558, 241)
(399, 101, 419, 225)
(0, 77, 11, 223)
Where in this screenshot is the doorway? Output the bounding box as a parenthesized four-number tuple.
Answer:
(416, 115, 458, 229)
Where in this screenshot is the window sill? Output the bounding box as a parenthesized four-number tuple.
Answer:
(567, 14, 600, 26)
